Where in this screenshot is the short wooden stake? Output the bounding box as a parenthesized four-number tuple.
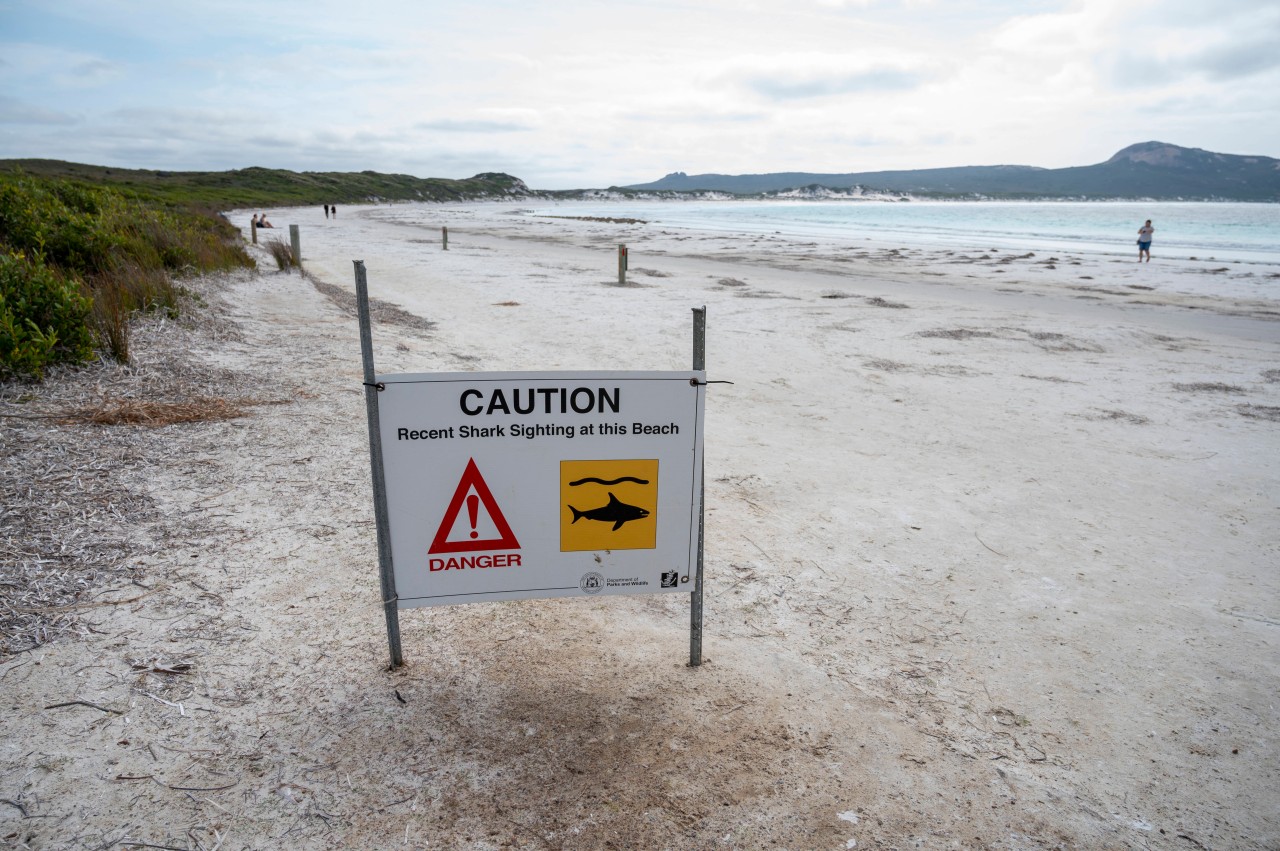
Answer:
(618, 244, 627, 285)
(289, 224, 302, 269)
(443, 226, 449, 250)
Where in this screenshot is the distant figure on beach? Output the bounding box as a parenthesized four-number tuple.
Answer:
(324, 204, 330, 219)
(258, 213, 274, 228)
(251, 213, 259, 229)
(1137, 219, 1154, 262)
(330, 204, 337, 218)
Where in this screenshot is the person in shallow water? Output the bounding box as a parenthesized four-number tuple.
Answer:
(1137, 219, 1154, 262)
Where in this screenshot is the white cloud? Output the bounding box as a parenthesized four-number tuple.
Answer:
(0, 96, 78, 126)
(710, 51, 942, 101)
(0, 0, 1274, 186)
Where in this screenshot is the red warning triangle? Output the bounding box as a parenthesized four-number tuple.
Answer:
(429, 458, 520, 554)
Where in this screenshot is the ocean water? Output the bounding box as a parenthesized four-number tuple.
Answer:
(528, 200, 1280, 265)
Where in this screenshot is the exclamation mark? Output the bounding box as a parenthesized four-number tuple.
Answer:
(467, 494, 479, 539)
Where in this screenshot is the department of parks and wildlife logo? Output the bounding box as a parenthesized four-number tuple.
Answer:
(579, 572, 605, 594)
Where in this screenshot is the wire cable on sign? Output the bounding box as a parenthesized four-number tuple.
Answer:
(363, 381, 385, 391)
(689, 379, 735, 386)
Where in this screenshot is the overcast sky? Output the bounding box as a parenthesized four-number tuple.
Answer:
(2, 0, 1277, 188)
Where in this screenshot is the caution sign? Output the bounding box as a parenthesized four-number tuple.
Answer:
(429, 458, 519, 554)
(374, 369, 704, 608)
(560, 459, 658, 552)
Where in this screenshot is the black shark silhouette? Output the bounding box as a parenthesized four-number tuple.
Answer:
(568, 492, 650, 531)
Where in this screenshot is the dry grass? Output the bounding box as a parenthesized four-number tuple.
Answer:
(69, 395, 286, 426)
(266, 238, 295, 271)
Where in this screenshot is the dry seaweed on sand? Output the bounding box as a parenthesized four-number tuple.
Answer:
(865, 296, 910, 308)
(1172, 382, 1245, 394)
(917, 328, 999, 340)
(1087, 409, 1151, 425)
(307, 274, 436, 333)
(1236, 404, 1280, 422)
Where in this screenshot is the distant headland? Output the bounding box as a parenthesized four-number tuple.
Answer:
(622, 142, 1280, 202)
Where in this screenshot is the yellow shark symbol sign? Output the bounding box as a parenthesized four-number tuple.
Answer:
(560, 459, 658, 551)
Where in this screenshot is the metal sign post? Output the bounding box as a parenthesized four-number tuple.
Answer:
(690, 306, 706, 667)
(354, 260, 404, 669)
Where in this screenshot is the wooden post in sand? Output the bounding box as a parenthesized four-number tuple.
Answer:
(442, 226, 449, 250)
(289, 225, 302, 269)
(251, 221, 257, 245)
(618, 244, 628, 285)
(690, 306, 706, 667)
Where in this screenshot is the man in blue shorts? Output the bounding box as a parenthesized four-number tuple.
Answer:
(1137, 219, 1154, 262)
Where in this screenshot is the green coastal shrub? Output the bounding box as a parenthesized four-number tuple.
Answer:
(0, 252, 94, 380)
(0, 173, 253, 377)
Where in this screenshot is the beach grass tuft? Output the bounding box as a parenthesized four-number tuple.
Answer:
(266, 238, 295, 271)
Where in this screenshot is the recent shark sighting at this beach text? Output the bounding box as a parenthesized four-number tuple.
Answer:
(396, 422, 680, 441)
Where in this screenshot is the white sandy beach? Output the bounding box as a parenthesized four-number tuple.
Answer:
(2, 201, 1278, 849)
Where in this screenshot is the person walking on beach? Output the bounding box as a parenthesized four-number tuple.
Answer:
(1137, 219, 1154, 262)
(324, 204, 330, 219)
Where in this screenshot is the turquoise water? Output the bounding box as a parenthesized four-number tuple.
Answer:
(531, 200, 1280, 264)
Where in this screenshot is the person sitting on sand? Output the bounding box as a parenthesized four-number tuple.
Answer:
(258, 213, 274, 228)
(1137, 219, 1153, 262)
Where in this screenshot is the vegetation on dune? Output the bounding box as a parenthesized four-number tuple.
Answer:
(0, 159, 531, 208)
(0, 173, 253, 380)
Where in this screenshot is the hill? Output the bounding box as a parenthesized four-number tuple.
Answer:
(0, 160, 532, 208)
(625, 142, 1280, 201)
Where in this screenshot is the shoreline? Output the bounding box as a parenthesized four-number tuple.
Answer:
(517, 197, 1280, 267)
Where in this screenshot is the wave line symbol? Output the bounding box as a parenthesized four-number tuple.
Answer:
(569, 476, 650, 487)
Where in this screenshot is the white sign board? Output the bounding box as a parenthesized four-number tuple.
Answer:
(376, 370, 705, 608)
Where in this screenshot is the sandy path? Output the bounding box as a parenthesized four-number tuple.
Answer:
(1, 203, 1277, 849)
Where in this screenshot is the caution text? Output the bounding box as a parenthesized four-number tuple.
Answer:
(460, 386, 621, 416)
